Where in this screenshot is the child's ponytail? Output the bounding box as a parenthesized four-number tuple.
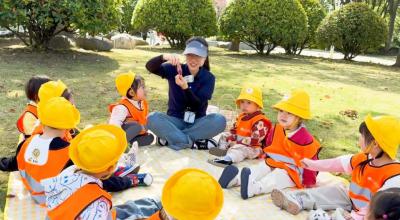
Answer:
(369, 188, 400, 220)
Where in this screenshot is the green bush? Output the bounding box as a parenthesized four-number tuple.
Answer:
(132, 0, 217, 49)
(316, 3, 388, 60)
(287, 0, 326, 54)
(219, 0, 308, 55)
(119, 0, 139, 33)
(0, 0, 122, 50)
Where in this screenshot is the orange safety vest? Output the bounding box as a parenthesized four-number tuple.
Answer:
(263, 124, 321, 188)
(147, 211, 161, 220)
(31, 124, 73, 142)
(47, 183, 116, 220)
(109, 98, 149, 134)
(16, 104, 38, 134)
(16, 135, 70, 206)
(235, 112, 270, 147)
(349, 153, 400, 211)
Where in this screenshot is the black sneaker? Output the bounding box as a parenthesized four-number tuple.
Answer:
(132, 133, 155, 146)
(156, 137, 168, 146)
(207, 158, 233, 168)
(193, 139, 218, 150)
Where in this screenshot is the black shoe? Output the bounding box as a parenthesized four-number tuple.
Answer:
(156, 137, 168, 146)
(132, 133, 155, 146)
(193, 139, 218, 150)
(207, 158, 233, 168)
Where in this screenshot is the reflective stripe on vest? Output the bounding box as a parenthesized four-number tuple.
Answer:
(268, 153, 304, 182)
(349, 182, 372, 200)
(351, 198, 369, 209)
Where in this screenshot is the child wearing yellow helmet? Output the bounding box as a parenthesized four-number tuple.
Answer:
(0, 76, 51, 172)
(31, 80, 76, 142)
(11, 97, 80, 206)
(208, 84, 271, 167)
(147, 168, 224, 220)
(42, 124, 159, 220)
(219, 90, 321, 200)
(271, 114, 400, 220)
(109, 72, 154, 147)
(16, 75, 51, 142)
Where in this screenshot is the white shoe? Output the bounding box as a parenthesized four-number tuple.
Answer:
(308, 209, 331, 220)
(120, 142, 139, 167)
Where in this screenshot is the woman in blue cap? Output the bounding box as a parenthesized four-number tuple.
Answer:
(146, 37, 226, 151)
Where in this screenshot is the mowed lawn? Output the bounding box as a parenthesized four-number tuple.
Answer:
(0, 42, 399, 216)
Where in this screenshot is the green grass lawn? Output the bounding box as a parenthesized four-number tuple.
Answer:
(0, 43, 399, 217)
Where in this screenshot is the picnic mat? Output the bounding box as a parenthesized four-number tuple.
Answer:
(4, 145, 348, 220)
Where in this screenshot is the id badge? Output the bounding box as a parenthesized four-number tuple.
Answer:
(184, 111, 196, 124)
(184, 75, 194, 83)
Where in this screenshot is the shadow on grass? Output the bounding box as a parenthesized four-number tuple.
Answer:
(0, 47, 120, 76)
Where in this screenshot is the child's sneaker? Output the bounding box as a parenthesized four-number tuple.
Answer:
(133, 133, 155, 146)
(209, 148, 228, 157)
(271, 189, 303, 215)
(126, 173, 153, 187)
(114, 165, 141, 177)
(193, 139, 218, 150)
(308, 209, 330, 220)
(218, 165, 239, 188)
(208, 158, 232, 168)
(156, 137, 168, 146)
(119, 142, 139, 167)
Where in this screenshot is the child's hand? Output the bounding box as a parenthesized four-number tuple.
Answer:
(175, 74, 188, 90)
(163, 54, 180, 66)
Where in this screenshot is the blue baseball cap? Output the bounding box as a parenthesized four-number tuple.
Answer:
(183, 40, 208, 58)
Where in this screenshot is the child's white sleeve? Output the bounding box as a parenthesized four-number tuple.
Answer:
(109, 105, 128, 126)
(379, 175, 400, 191)
(79, 197, 112, 220)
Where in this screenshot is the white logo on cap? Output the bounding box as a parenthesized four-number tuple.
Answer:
(246, 88, 254, 94)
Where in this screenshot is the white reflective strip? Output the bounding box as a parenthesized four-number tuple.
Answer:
(351, 197, 369, 209)
(268, 153, 296, 165)
(19, 170, 44, 193)
(350, 182, 372, 200)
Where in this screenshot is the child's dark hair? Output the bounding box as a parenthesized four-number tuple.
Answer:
(357, 122, 384, 176)
(25, 75, 51, 102)
(126, 75, 145, 99)
(186, 37, 210, 71)
(61, 89, 72, 101)
(369, 188, 400, 220)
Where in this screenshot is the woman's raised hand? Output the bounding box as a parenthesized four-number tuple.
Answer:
(175, 74, 188, 90)
(163, 54, 181, 66)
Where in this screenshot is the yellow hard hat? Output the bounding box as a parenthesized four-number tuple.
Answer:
(273, 90, 311, 119)
(236, 84, 264, 108)
(37, 97, 80, 129)
(38, 80, 67, 102)
(365, 114, 400, 159)
(69, 124, 127, 173)
(115, 72, 136, 96)
(162, 168, 223, 220)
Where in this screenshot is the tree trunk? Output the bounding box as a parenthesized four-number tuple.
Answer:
(384, 0, 398, 53)
(229, 38, 240, 51)
(394, 48, 400, 67)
